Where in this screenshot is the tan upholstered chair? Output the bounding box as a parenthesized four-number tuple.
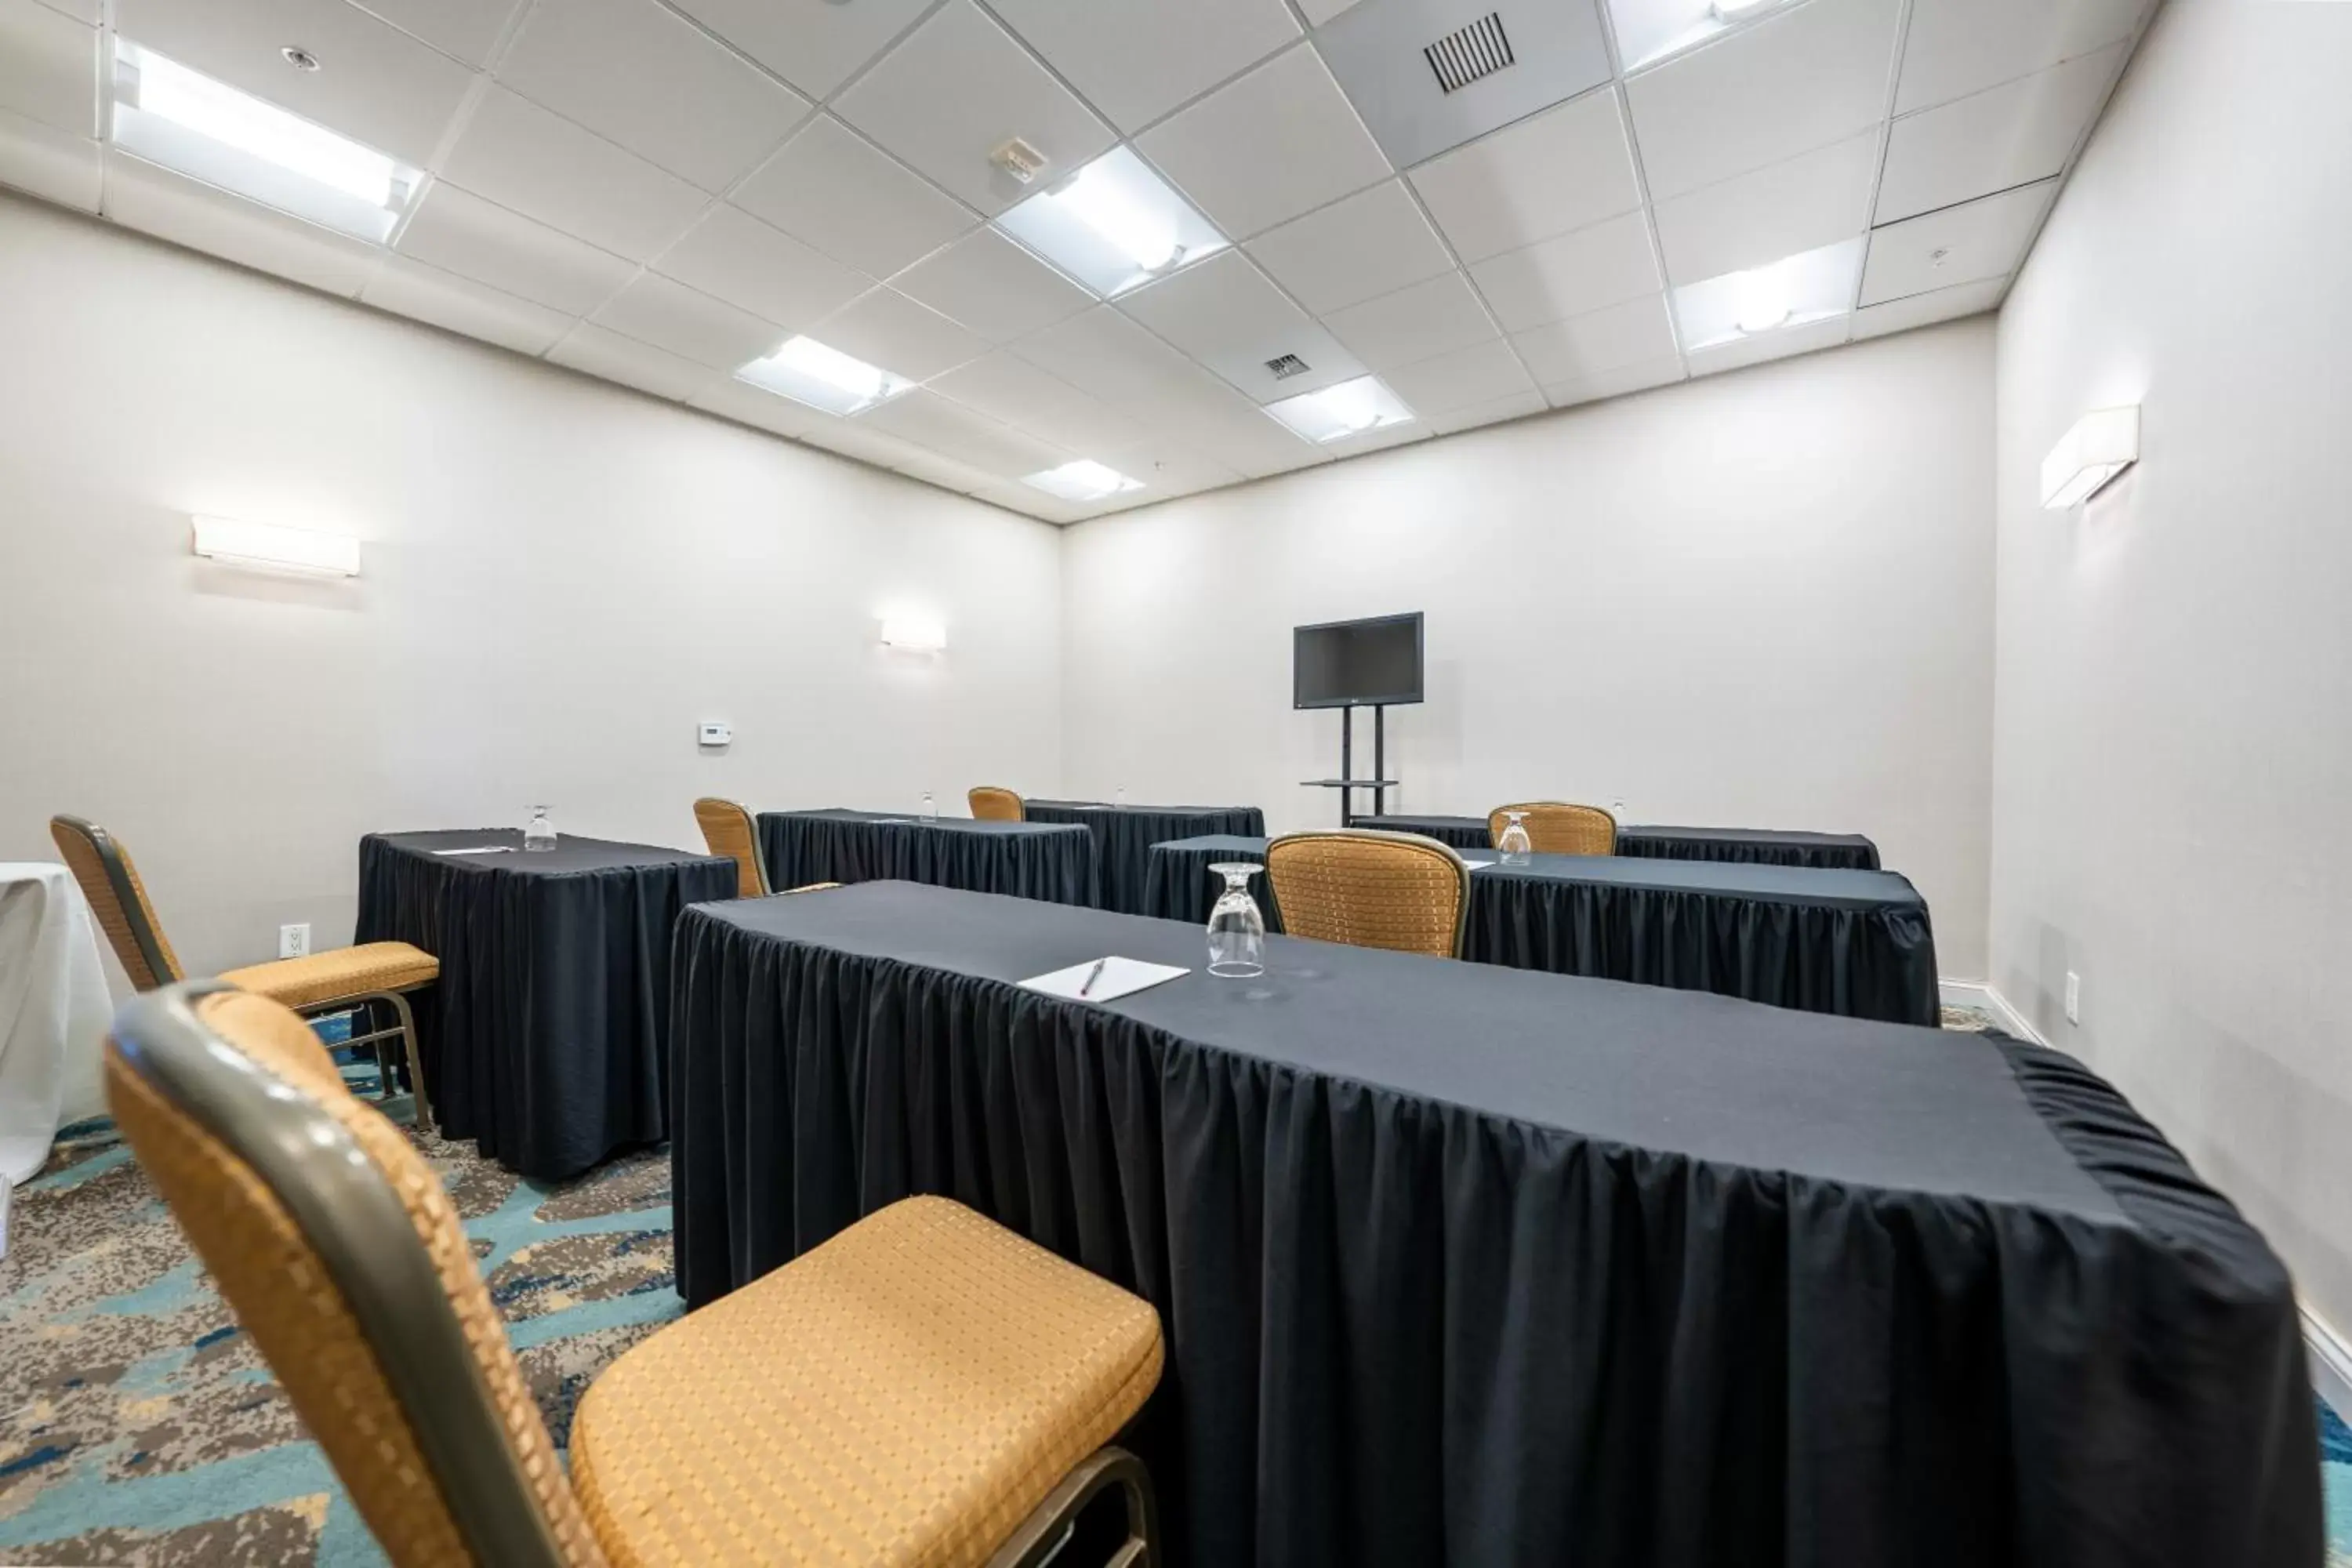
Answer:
(51, 815, 439, 1131)
(106, 982, 1166, 1568)
(969, 786, 1025, 822)
(1488, 802, 1618, 856)
(1265, 829, 1471, 960)
(691, 798, 841, 899)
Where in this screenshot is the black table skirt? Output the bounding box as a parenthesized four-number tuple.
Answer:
(1023, 800, 1265, 915)
(670, 883, 2317, 1568)
(1352, 814, 1882, 870)
(1145, 837, 1936, 1025)
(356, 829, 737, 1179)
(757, 808, 1096, 906)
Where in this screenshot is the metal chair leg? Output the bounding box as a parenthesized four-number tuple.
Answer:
(298, 989, 434, 1137)
(986, 1446, 1159, 1568)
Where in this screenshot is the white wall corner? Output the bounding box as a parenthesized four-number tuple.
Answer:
(1937, 980, 2048, 1045)
(2307, 1304, 2352, 1425)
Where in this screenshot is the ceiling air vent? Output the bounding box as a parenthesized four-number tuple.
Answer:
(1265, 353, 1312, 381)
(1423, 12, 1515, 95)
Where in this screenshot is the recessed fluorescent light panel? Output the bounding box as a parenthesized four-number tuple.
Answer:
(1672, 238, 1864, 352)
(2040, 406, 2140, 510)
(1609, 0, 1795, 68)
(736, 336, 913, 417)
(994, 147, 1228, 299)
(1024, 460, 1145, 503)
(1265, 376, 1415, 444)
(111, 42, 419, 243)
(190, 516, 361, 576)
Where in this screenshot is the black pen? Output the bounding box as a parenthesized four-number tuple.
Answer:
(1077, 958, 1108, 998)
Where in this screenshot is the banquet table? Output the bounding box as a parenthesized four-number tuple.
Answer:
(1022, 799, 1265, 915)
(757, 808, 1095, 907)
(355, 829, 736, 1180)
(1143, 835, 1938, 1025)
(1350, 812, 1882, 869)
(669, 880, 2315, 1568)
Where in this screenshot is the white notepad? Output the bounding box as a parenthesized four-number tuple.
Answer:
(434, 845, 516, 857)
(1020, 956, 1190, 1004)
(1461, 857, 1498, 869)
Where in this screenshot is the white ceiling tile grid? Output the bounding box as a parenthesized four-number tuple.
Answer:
(1, 0, 2154, 522)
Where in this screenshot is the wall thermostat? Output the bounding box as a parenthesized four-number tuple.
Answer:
(699, 722, 732, 747)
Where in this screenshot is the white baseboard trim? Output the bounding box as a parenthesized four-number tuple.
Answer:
(1936, 979, 2047, 1045)
(2307, 1305, 2352, 1423)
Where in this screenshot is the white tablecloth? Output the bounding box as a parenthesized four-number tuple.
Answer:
(0, 864, 114, 1185)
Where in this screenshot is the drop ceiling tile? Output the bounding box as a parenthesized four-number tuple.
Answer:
(1851, 274, 2006, 341)
(689, 374, 819, 440)
(1651, 129, 1878, 286)
(1896, 0, 2147, 114)
(734, 116, 973, 281)
(972, 481, 1089, 524)
(394, 181, 636, 316)
(593, 272, 785, 369)
(1138, 375, 1323, 476)
(886, 445, 1011, 495)
(1428, 389, 1547, 435)
(0, 105, 98, 209)
(812, 286, 991, 381)
(1875, 44, 2125, 223)
(1094, 437, 1247, 499)
(1468, 210, 1660, 332)
(929, 353, 1149, 453)
(104, 151, 383, 296)
(547, 321, 718, 401)
(358, 0, 526, 67)
(1860, 179, 2052, 304)
(114, 0, 476, 167)
(1381, 337, 1535, 416)
(1315, 0, 1615, 169)
(1508, 292, 1678, 382)
(0, 0, 95, 138)
(655, 203, 869, 331)
(361, 254, 575, 356)
(1321, 419, 1431, 460)
(1245, 180, 1454, 316)
(1299, 0, 1367, 20)
(1322, 270, 1497, 372)
(833, 0, 1115, 216)
(990, 0, 1301, 133)
(892, 228, 1093, 343)
(1541, 353, 1684, 409)
(495, 0, 810, 192)
(1624, 0, 1902, 200)
(666, 0, 935, 100)
(1136, 43, 1391, 241)
(440, 87, 710, 263)
(1119, 248, 1365, 402)
(1011, 305, 1221, 419)
(31, 0, 95, 20)
(1408, 89, 1640, 264)
(1685, 312, 1851, 376)
(858, 389, 1074, 479)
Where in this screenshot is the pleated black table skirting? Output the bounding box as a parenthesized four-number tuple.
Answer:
(669, 883, 2317, 1568)
(356, 829, 736, 1179)
(1023, 799, 1265, 914)
(1143, 836, 1938, 1025)
(757, 808, 1095, 906)
(1352, 813, 1882, 869)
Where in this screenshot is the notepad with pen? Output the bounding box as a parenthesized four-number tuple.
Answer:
(1019, 956, 1190, 1003)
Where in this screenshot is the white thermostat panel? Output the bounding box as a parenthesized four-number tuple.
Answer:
(698, 722, 732, 747)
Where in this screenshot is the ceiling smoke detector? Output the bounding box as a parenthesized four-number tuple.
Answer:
(1422, 12, 1514, 96)
(991, 137, 1047, 185)
(280, 45, 321, 71)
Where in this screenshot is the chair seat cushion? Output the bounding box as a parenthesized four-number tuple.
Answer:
(217, 942, 438, 1010)
(570, 1196, 1163, 1568)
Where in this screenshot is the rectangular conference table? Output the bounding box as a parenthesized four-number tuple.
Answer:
(354, 829, 736, 1180)
(1144, 835, 1938, 1025)
(1352, 812, 1882, 869)
(670, 882, 2315, 1568)
(1022, 798, 1265, 915)
(757, 807, 1095, 906)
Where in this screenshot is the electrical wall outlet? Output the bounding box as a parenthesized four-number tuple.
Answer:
(2064, 971, 2081, 1025)
(280, 923, 310, 959)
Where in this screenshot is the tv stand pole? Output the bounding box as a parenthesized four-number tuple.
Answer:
(1301, 702, 1397, 826)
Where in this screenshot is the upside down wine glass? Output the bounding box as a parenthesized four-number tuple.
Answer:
(1497, 811, 1532, 866)
(523, 804, 557, 852)
(1206, 862, 1266, 978)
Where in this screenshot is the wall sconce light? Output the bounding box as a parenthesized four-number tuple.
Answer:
(2040, 406, 2140, 510)
(190, 515, 362, 575)
(879, 614, 946, 653)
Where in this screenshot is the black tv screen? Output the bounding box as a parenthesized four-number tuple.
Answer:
(1294, 612, 1425, 709)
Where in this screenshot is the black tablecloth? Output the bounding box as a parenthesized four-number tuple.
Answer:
(670, 882, 2315, 1568)
(756, 808, 1095, 906)
(355, 829, 736, 1179)
(1144, 837, 1936, 1025)
(1351, 814, 1882, 869)
(1024, 800, 1265, 915)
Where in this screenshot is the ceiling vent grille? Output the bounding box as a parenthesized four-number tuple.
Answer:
(1423, 13, 1515, 95)
(1265, 353, 1312, 380)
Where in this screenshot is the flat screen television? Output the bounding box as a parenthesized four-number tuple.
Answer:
(1294, 612, 1425, 709)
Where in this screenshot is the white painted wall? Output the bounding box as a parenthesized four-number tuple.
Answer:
(1062, 319, 1998, 975)
(0, 194, 1064, 1042)
(1988, 0, 2352, 1330)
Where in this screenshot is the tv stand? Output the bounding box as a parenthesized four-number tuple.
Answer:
(1299, 703, 1396, 826)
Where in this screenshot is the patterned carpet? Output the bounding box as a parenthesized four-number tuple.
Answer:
(3, 1022, 2347, 1564)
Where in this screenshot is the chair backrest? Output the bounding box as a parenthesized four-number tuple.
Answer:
(50, 815, 183, 990)
(1489, 802, 1617, 856)
(1265, 830, 1470, 959)
(692, 797, 768, 898)
(105, 982, 608, 1568)
(968, 786, 1025, 822)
